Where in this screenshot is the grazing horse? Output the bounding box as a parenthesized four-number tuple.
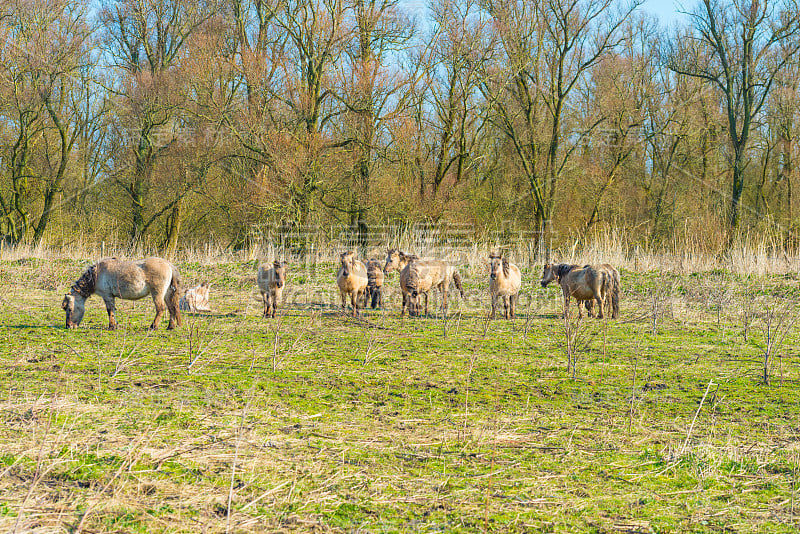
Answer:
(540, 263, 605, 319)
(399, 257, 465, 317)
(179, 282, 211, 312)
(62, 257, 182, 330)
(258, 260, 288, 318)
(337, 251, 368, 316)
(488, 252, 522, 319)
(365, 259, 384, 309)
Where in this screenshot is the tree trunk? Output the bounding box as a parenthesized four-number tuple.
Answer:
(729, 150, 746, 235)
(163, 197, 182, 259)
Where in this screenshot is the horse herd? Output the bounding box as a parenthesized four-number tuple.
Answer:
(60, 251, 621, 330)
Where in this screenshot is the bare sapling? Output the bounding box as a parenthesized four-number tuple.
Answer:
(186, 318, 219, 375)
(270, 312, 311, 372)
(110, 326, 152, 378)
(757, 299, 799, 385)
(562, 306, 593, 380)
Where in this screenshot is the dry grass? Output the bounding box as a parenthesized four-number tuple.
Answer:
(1, 243, 800, 532)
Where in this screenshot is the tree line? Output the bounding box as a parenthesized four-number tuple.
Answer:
(2, 0, 800, 253)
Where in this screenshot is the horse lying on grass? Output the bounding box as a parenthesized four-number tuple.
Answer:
(179, 282, 211, 312)
(62, 257, 183, 330)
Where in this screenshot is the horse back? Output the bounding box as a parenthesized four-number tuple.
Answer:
(96, 257, 173, 300)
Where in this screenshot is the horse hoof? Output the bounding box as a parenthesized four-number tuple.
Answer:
(107, 324, 117, 331)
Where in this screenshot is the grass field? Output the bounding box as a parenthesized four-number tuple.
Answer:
(2, 254, 800, 533)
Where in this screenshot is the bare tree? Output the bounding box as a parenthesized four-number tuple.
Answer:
(665, 0, 800, 239)
(481, 0, 641, 251)
(100, 0, 217, 244)
(0, 0, 92, 245)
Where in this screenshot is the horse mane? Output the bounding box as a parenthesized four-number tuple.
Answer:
(71, 264, 97, 298)
(556, 263, 578, 280)
(502, 257, 510, 278)
(273, 260, 282, 270)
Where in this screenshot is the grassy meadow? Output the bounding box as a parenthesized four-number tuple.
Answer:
(2, 249, 800, 533)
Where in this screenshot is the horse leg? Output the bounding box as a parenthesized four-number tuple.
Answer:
(372, 287, 381, 309)
(340, 290, 347, 311)
(424, 292, 429, 316)
(595, 295, 604, 319)
(150, 291, 166, 330)
(503, 295, 509, 319)
(164, 284, 181, 329)
(261, 291, 272, 319)
(490, 292, 497, 319)
(510, 294, 517, 319)
(350, 291, 359, 317)
(400, 292, 407, 317)
(103, 297, 117, 330)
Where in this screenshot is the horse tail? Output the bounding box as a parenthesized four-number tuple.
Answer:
(167, 265, 183, 326)
(452, 270, 465, 299)
(611, 268, 620, 318)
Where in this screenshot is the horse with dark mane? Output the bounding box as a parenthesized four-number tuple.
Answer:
(540, 262, 606, 319)
(62, 257, 182, 330)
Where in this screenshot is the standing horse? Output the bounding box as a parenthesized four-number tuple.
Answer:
(384, 249, 418, 312)
(489, 252, 521, 319)
(337, 251, 368, 316)
(257, 260, 288, 318)
(399, 257, 465, 317)
(383, 249, 414, 274)
(596, 263, 620, 319)
(365, 259, 384, 309)
(61, 257, 182, 330)
(540, 263, 605, 319)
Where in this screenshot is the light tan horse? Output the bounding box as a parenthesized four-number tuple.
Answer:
(399, 257, 465, 317)
(383, 249, 415, 274)
(179, 282, 211, 312)
(489, 252, 522, 319)
(384, 249, 418, 311)
(365, 259, 384, 309)
(337, 251, 368, 316)
(540, 263, 605, 319)
(62, 257, 182, 330)
(257, 260, 288, 318)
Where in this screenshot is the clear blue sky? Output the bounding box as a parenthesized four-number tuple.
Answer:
(642, 0, 689, 26)
(401, 1, 689, 27)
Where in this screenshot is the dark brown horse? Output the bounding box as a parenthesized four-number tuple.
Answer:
(365, 259, 384, 309)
